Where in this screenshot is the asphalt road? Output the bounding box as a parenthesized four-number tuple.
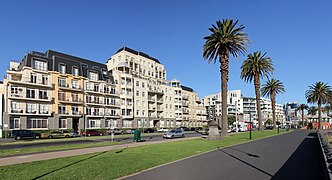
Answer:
(0, 132, 201, 150)
(124, 130, 325, 180)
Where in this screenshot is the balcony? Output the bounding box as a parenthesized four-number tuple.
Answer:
(104, 102, 120, 108)
(104, 90, 120, 97)
(148, 97, 155, 102)
(104, 113, 120, 118)
(58, 96, 83, 104)
(85, 100, 104, 106)
(156, 98, 163, 104)
(9, 93, 52, 102)
(148, 87, 164, 95)
(8, 77, 53, 88)
(9, 109, 51, 116)
(182, 102, 189, 107)
(59, 110, 82, 116)
(182, 95, 189, 100)
(59, 83, 83, 92)
(148, 106, 156, 111)
(86, 111, 104, 117)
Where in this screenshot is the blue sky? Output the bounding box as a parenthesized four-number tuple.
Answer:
(0, 0, 331, 105)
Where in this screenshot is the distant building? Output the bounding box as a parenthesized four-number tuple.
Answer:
(284, 102, 299, 126)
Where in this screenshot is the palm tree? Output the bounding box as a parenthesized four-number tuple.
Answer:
(297, 104, 308, 126)
(261, 78, 285, 129)
(307, 106, 318, 116)
(305, 81, 332, 129)
(241, 51, 274, 131)
(323, 105, 332, 117)
(203, 19, 250, 137)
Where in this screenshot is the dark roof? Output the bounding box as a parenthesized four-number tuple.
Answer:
(181, 85, 194, 92)
(116, 47, 161, 64)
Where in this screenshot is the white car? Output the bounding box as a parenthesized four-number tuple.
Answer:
(157, 128, 169, 132)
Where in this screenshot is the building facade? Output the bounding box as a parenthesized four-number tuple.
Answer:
(1, 47, 207, 133)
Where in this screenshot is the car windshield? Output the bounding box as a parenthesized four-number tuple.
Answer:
(169, 130, 176, 133)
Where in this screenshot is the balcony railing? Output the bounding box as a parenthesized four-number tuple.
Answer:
(9, 77, 51, 86)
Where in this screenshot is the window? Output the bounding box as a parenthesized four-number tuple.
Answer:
(39, 90, 48, 99)
(59, 119, 67, 128)
(136, 110, 139, 116)
(86, 107, 91, 115)
(89, 71, 98, 81)
(89, 120, 100, 128)
(142, 110, 145, 116)
(72, 67, 79, 76)
(59, 64, 66, 74)
(72, 80, 79, 89)
(59, 78, 66, 87)
(11, 86, 18, 96)
(142, 92, 145, 97)
(27, 118, 47, 129)
(58, 105, 66, 114)
(136, 100, 139, 106)
(94, 84, 99, 92)
(26, 89, 35, 98)
(39, 104, 48, 114)
(142, 82, 145, 88)
(10, 118, 20, 129)
(136, 90, 139, 96)
(41, 75, 48, 85)
(34, 60, 47, 71)
(122, 109, 126, 116)
(136, 81, 139, 86)
(72, 106, 79, 115)
(30, 74, 37, 83)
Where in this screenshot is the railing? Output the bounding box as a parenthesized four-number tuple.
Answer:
(9, 77, 51, 86)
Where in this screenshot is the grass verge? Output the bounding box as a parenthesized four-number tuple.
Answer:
(0, 130, 289, 180)
(0, 142, 121, 157)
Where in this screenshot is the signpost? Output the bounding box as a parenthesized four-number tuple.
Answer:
(245, 113, 252, 140)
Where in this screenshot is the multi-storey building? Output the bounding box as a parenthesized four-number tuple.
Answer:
(284, 102, 299, 126)
(107, 47, 207, 128)
(3, 50, 120, 132)
(0, 81, 4, 138)
(203, 90, 243, 122)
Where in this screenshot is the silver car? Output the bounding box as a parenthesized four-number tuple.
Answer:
(163, 129, 185, 139)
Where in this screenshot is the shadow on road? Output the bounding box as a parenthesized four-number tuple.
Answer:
(271, 132, 326, 180)
(225, 147, 260, 158)
(31, 151, 108, 180)
(217, 148, 273, 177)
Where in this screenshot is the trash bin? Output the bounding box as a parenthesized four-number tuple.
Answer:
(133, 129, 141, 142)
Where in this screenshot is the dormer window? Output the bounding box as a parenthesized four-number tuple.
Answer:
(59, 64, 66, 74)
(89, 71, 98, 81)
(72, 67, 79, 76)
(34, 60, 47, 71)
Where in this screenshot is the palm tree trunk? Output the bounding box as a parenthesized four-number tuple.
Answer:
(318, 101, 322, 129)
(254, 75, 262, 131)
(271, 93, 276, 129)
(302, 109, 305, 127)
(220, 54, 229, 137)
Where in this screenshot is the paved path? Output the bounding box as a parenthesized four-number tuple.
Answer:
(0, 136, 199, 167)
(123, 131, 325, 180)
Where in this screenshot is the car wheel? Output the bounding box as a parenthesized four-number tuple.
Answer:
(121, 132, 124, 135)
(100, 133, 103, 136)
(15, 136, 21, 140)
(48, 135, 53, 139)
(35, 135, 40, 139)
(65, 135, 70, 138)
(182, 134, 185, 138)
(171, 135, 174, 139)
(88, 134, 91, 137)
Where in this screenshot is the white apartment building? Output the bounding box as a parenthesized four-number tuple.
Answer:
(107, 47, 207, 128)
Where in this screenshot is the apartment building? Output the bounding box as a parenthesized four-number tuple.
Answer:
(3, 50, 120, 132)
(0, 82, 4, 138)
(203, 90, 243, 122)
(107, 47, 207, 128)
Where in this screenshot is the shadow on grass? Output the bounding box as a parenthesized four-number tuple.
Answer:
(217, 148, 273, 177)
(31, 151, 108, 180)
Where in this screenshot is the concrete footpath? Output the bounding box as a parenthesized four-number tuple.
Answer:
(123, 131, 325, 180)
(0, 137, 199, 167)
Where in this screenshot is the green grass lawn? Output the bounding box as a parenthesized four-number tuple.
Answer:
(0, 142, 121, 157)
(0, 130, 289, 180)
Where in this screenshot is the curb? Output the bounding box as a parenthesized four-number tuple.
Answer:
(317, 130, 332, 180)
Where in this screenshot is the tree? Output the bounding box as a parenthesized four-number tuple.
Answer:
(323, 105, 332, 117)
(203, 19, 250, 137)
(241, 51, 274, 131)
(261, 78, 285, 129)
(265, 119, 273, 125)
(307, 106, 318, 116)
(297, 104, 308, 126)
(228, 115, 236, 125)
(305, 81, 332, 129)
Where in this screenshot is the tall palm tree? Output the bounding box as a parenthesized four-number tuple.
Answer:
(241, 51, 274, 131)
(297, 104, 308, 126)
(305, 81, 332, 129)
(307, 106, 318, 116)
(323, 105, 332, 117)
(203, 19, 250, 137)
(261, 78, 285, 129)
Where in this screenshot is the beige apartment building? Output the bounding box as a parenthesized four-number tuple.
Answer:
(2, 47, 207, 133)
(107, 47, 207, 128)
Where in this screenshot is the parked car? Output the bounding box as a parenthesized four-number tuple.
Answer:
(81, 130, 103, 136)
(265, 126, 274, 130)
(144, 128, 155, 133)
(198, 128, 209, 135)
(163, 129, 185, 139)
(179, 126, 190, 131)
(10, 130, 41, 140)
(190, 127, 197, 131)
(125, 129, 136, 134)
(61, 130, 79, 137)
(157, 128, 169, 132)
(41, 131, 72, 139)
(107, 128, 124, 135)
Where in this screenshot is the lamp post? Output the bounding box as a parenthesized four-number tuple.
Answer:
(249, 112, 252, 140)
(235, 103, 238, 133)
